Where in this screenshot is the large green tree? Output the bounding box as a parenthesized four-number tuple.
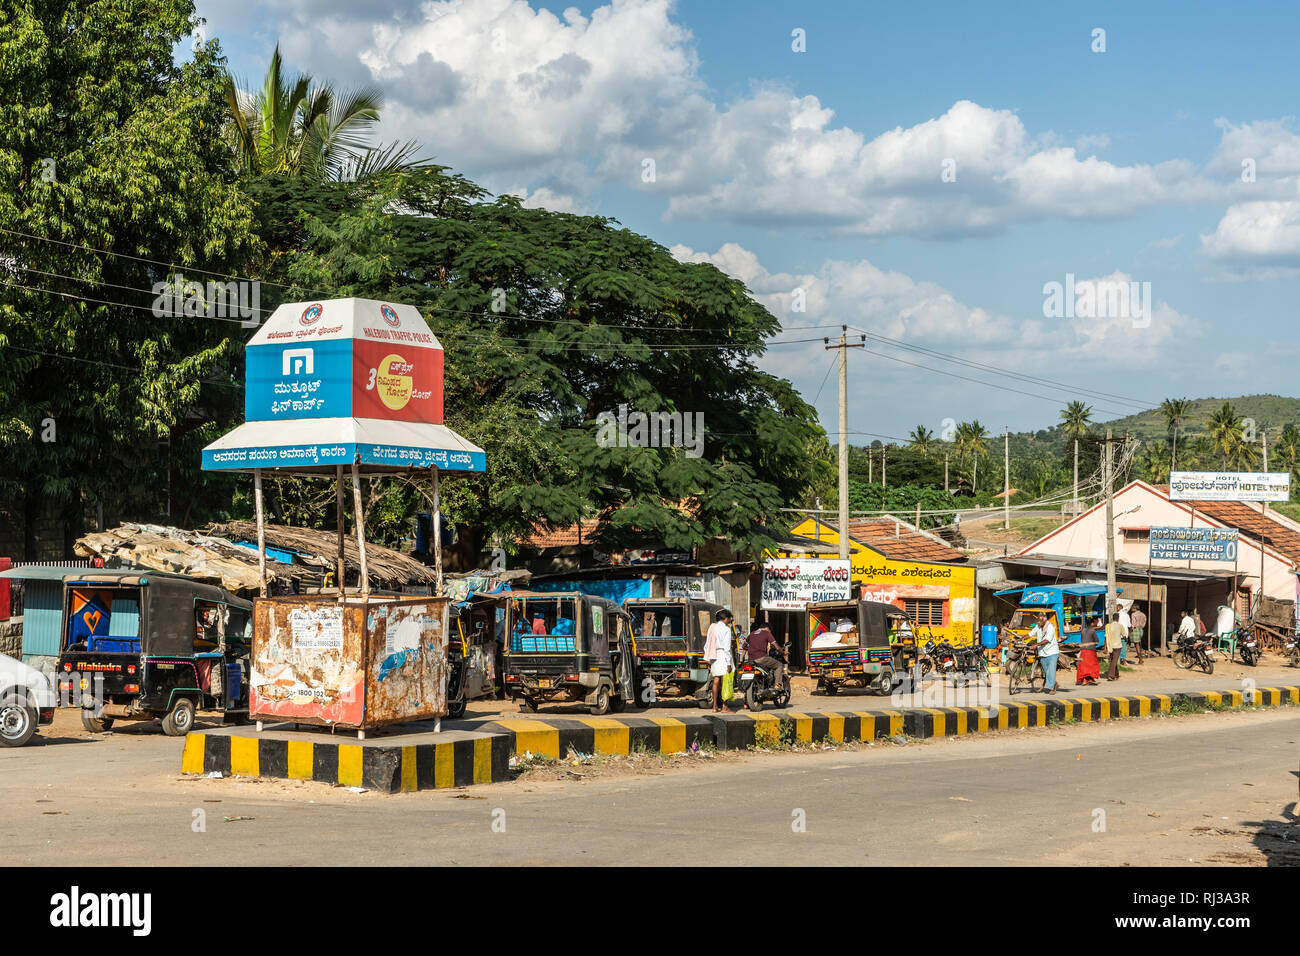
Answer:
(0, 1, 259, 554)
(244, 172, 832, 558)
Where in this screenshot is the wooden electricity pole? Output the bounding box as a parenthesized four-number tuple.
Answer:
(824, 327, 865, 560)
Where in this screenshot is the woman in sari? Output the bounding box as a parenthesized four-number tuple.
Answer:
(1075, 615, 1102, 686)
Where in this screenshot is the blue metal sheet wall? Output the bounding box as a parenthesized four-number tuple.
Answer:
(21, 580, 64, 660)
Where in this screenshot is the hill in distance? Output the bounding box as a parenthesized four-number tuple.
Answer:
(1098, 394, 1300, 442)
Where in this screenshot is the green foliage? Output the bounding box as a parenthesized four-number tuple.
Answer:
(246, 172, 832, 558)
(222, 44, 426, 182)
(847, 481, 956, 528)
(0, 1, 259, 541)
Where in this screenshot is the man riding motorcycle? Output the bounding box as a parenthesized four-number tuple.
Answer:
(744, 622, 786, 696)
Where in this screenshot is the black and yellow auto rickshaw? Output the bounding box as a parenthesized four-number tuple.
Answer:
(624, 597, 723, 708)
(55, 571, 253, 736)
(806, 598, 907, 695)
(501, 591, 636, 715)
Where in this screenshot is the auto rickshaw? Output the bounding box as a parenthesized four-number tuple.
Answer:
(994, 584, 1125, 666)
(624, 597, 724, 708)
(446, 593, 506, 719)
(502, 591, 636, 715)
(55, 571, 253, 736)
(806, 598, 905, 695)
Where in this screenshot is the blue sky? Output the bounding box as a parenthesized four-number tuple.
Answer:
(198, 0, 1300, 442)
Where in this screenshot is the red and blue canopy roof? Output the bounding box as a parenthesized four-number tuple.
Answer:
(202, 297, 485, 474)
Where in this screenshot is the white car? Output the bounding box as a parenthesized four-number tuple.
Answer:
(0, 653, 57, 747)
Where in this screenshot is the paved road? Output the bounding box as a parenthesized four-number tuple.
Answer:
(3, 706, 1296, 865)
(445, 658, 1300, 726)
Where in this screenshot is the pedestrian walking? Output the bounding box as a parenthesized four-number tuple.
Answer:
(1129, 604, 1147, 662)
(1105, 611, 1125, 680)
(703, 609, 735, 713)
(1075, 615, 1101, 686)
(1031, 612, 1060, 694)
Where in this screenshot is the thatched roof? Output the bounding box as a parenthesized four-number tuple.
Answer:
(207, 520, 437, 587)
(75, 522, 436, 593)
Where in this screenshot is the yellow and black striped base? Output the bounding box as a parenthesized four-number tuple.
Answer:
(476, 715, 715, 759)
(181, 686, 1298, 790)
(710, 686, 1299, 747)
(181, 729, 510, 793)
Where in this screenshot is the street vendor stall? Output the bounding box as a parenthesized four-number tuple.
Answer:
(202, 297, 485, 736)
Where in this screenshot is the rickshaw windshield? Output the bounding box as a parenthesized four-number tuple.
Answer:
(65, 584, 144, 654)
(632, 607, 685, 639)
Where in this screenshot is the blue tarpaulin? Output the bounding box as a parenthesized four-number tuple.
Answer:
(530, 578, 651, 604)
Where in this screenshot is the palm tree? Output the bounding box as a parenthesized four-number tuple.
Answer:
(1059, 400, 1093, 505)
(908, 425, 935, 456)
(1207, 401, 1245, 468)
(222, 44, 427, 181)
(1159, 398, 1192, 474)
(955, 420, 989, 492)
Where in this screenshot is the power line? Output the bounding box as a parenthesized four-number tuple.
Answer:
(861, 345, 1134, 419)
(856, 328, 1151, 410)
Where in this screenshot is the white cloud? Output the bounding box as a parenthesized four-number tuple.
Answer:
(1201, 198, 1300, 268)
(673, 244, 1201, 377)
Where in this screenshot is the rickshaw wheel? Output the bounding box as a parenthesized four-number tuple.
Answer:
(81, 711, 114, 733)
(446, 699, 467, 719)
(161, 697, 196, 737)
(590, 686, 611, 716)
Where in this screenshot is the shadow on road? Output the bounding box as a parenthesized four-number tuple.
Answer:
(1245, 798, 1300, 866)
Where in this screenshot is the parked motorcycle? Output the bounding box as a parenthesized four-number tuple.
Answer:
(922, 639, 959, 681)
(741, 648, 791, 712)
(1286, 634, 1299, 667)
(1172, 633, 1215, 675)
(952, 641, 991, 685)
(1234, 627, 1260, 667)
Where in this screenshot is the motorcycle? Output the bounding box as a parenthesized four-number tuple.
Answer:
(922, 639, 959, 682)
(952, 641, 991, 685)
(1234, 627, 1260, 667)
(1172, 633, 1215, 675)
(1286, 633, 1299, 667)
(741, 648, 791, 712)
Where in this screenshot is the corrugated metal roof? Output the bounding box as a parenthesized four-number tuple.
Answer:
(0, 565, 105, 581)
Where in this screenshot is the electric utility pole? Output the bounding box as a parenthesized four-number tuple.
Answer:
(1091, 429, 1127, 618)
(1260, 429, 1269, 616)
(824, 326, 865, 560)
(1003, 426, 1010, 530)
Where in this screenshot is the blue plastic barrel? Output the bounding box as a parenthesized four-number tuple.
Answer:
(980, 624, 998, 649)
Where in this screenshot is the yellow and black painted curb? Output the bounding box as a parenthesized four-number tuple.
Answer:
(181, 730, 510, 793)
(709, 686, 1300, 748)
(476, 714, 715, 759)
(181, 686, 1298, 790)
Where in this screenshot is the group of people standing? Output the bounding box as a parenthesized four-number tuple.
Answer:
(1015, 601, 1148, 693)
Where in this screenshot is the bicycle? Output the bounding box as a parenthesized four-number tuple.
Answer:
(1005, 639, 1045, 695)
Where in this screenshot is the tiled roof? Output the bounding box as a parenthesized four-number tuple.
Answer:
(842, 517, 968, 564)
(1147, 483, 1300, 563)
(518, 520, 601, 550)
(1183, 499, 1300, 564)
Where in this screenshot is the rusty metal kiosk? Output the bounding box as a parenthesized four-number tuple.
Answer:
(202, 297, 485, 737)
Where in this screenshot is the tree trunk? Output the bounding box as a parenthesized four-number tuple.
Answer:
(23, 484, 40, 560)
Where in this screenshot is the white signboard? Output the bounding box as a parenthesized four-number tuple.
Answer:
(761, 558, 851, 610)
(1168, 471, 1291, 502)
(666, 576, 704, 599)
(289, 606, 344, 650)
